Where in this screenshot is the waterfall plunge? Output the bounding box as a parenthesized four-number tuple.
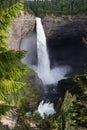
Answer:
(36, 17, 50, 84)
(36, 17, 71, 117)
(20, 17, 71, 117)
(36, 17, 70, 85)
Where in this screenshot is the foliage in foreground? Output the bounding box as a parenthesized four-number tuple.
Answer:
(12, 91, 76, 130)
(0, 0, 41, 124)
(12, 67, 87, 130)
(0, 0, 28, 117)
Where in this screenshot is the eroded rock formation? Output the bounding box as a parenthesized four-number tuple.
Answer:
(8, 12, 35, 50)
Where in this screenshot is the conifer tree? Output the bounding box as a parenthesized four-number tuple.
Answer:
(0, 0, 28, 116)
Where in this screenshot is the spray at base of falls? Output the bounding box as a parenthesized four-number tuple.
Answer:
(38, 101, 56, 117)
(36, 17, 71, 117)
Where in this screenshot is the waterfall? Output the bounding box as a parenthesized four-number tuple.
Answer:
(36, 17, 70, 85)
(36, 18, 50, 73)
(36, 17, 51, 84)
(36, 17, 71, 117)
(36, 17, 56, 117)
(20, 17, 71, 117)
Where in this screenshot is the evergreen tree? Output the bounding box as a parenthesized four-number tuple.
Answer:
(24, 0, 87, 17)
(61, 91, 76, 130)
(56, 91, 77, 130)
(0, 0, 28, 116)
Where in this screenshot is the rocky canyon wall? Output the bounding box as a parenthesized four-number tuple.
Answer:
(8, 13, 87, 49)
(43, 15, 87, 45)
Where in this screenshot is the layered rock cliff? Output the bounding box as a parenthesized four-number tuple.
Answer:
(8, 12, 35, 50)
(8, 13, 87, 49)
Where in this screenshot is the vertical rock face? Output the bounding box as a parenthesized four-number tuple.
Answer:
(42, 15, 87, 45)
(8, 12, 35, 50)
(43, 15, 66, 38)
(8, 14, 87, 49)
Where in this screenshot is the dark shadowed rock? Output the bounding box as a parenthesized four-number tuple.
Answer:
(43, 15, 87, 45)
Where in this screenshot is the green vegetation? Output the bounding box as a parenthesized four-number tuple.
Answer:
(6, 70, 41, 115)
(11, 67, 87, 130)
(0, 0, 41, 120)
(0, 0, 87, 130)
(24, 0, 87, 17)
(13, 77, 87, 130)
(13, 91, 77, 130)
(0, 0, 22, 10)
(0, 0, 28, 117)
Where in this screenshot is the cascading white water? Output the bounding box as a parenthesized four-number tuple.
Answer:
(36, 17, 50, 73)
(36, 17, 71, 117)
(36, 17, 55, 116)
(36, 17, 70, 85)
(36, 17, 51, 84)
(38, 101, 56, 117)
(20, 17, 71, 117)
